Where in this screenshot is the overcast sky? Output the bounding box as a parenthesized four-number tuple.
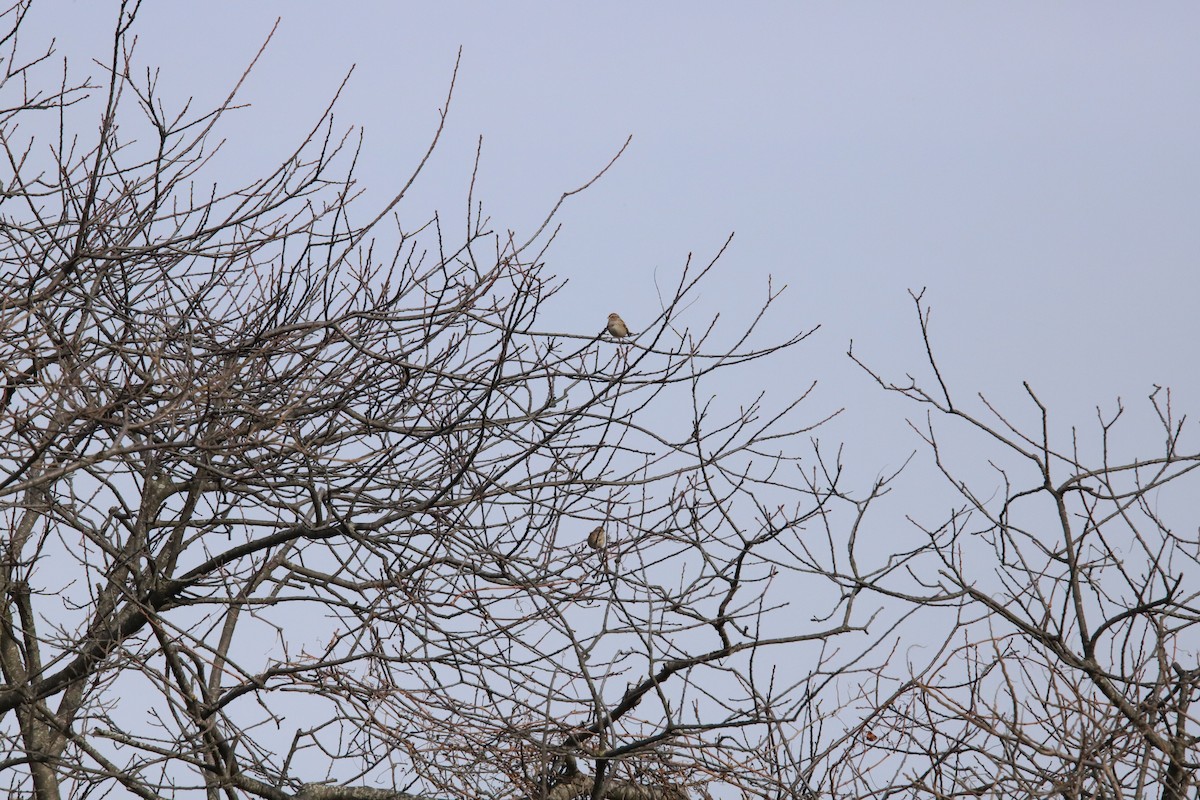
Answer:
(8, 8, 1197, 788)
(30, 1, 1200, 494)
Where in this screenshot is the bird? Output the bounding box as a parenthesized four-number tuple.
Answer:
(587, 525, 606, 549)
(605, 313, 630, 339)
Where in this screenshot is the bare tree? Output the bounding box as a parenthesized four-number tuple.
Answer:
(0, 4, 859, 800)
(4, 5, 1198, 800)
(784, 292, 1200, 800)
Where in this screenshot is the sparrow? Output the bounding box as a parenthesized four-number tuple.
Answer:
(606, 313, 631, 339)
(587, 525, 606, 550)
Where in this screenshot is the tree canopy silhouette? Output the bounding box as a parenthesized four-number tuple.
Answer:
(2, 4, 1198, 800)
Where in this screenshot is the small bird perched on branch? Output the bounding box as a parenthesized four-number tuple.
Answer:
(605, 313, 630, 339)
(587, 525, 606, 550)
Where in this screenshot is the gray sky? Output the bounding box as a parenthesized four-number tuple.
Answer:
(14, 5, 1199, 787)
(32, 1, 1200, 493)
